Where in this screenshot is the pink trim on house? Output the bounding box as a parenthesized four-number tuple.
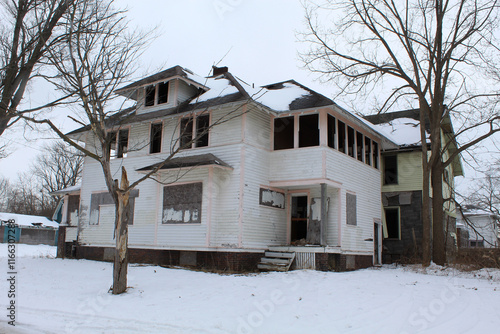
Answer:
(238, 146, 246, 248)
(206, 166, 213, 247)
(270, 178, 342, 188)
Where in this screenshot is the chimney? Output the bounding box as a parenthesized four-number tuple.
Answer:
(212, 66, 228, 76)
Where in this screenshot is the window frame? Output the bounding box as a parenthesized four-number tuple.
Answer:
(144, 81, 170, 107)
(162, 182, 203, 224)
(179, 113, 211, 150)
(383, 155, 398, 185)
(384, 206, 401, 239)
(107, 128, 129, 159)
(149, 122, 163, 154)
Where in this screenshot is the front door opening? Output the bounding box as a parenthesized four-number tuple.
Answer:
(291, 196, 308, 242)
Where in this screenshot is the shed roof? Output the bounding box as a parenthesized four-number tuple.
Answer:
(137, 153, 232, 172)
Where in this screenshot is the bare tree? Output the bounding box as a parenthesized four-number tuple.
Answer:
(301, 0, 500, 265)
(0, 176, 10, 211)
(31, 141, 83, 195)
(0, 0, 75, 137)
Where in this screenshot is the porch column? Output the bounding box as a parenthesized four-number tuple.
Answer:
(320, 183, 327, 246)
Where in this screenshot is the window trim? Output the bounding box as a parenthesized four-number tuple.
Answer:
(149, 122, 163, 154)
(144, 81, 170, 107)
(107, 127, 130, 159)
(384, 206, 401, 240)
(179, 112, 211, 150)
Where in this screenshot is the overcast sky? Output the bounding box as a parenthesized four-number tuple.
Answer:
(0, 0, 493, 192)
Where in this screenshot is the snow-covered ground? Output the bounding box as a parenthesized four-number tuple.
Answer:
(1, 244, 499, 334)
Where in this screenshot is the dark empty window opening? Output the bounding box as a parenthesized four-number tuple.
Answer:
(338, 120, 346, 153)
(157, 82, 169, 104)
(373, 141, 379, 169)
(108, 131, 117, 158)
(162, 182, 202, 224)
(145, 85, 155, 107)
(196, 114, 210, 147)
(299, 114, 319, 148)
(365, 137, 372, 165)
(117, 129, 129, 158)
(384, 155, 398, 184)
(274, 116, 294, 150)
(384, 207, 400, 239)
(150, 123, 162, 154)
(356, 131, 364, 162)
(347, 126, 355, 158)
(346, 193, 357, 226)
(327, 114, 336, 149)
(180, 117, 194, 149)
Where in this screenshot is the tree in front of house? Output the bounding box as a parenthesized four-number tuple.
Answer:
(301, 0, 500, 265)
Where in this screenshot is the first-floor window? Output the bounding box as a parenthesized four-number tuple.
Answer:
(384, 207, 400, 239)
(162, 182, 202, 224)
(346, 193, 357, 226)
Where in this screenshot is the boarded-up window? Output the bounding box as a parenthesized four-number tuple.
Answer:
(162, 183, 202, 224)
(338, 120, 346, 153)
(346, 193, 357, 226)
(347, 126, 355, 158)
(356, 131, 364, 162)
(364, 137, 372, 165)
(259, 188, 285, 209)
(274, 116, 294, 150)
(298, 114, 319, 147)
(150, 123, 162, 154)
(66, 194, 80, 226)
(384, 155, 398, 185)
(89, 190, 138, 225)
(384, 207, 400, 239)
(327, 114, 336, 149)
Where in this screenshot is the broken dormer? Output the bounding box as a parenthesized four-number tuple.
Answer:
(114, 66, 208, 114)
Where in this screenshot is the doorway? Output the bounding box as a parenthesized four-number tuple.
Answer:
(374, 221, 382, 265)
(291, 196, 308, 242)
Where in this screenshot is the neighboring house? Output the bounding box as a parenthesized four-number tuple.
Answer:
(57, 65, 396, 271)
(457, 207, 499, 248)
(0, 212, 59, 245)
(365, 109, 463, 263)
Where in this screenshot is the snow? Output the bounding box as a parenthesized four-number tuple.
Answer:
(371, 117, 430, 147)
(256, 83, 310, 112)
(1, 244, 500, 334)
(189, 76, 239, 104)
(0, 212, 59, 228)
(50, 184, 81, 196)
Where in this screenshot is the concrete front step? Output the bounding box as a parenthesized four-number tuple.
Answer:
(257, 263, 289, 271)
(264, 251, 295, 259)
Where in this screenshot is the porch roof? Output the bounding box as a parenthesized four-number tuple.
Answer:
(136, 153, 232, 172)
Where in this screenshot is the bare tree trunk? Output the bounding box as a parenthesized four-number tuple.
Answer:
(112, 167, 130, 295)
(420, 104, 431, 266)
(431, 159, 446, 265)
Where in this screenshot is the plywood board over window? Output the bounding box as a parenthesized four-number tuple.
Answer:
(162, 182, 202, 224)
(346, 193, 357, 226)
(259, 188, 285, 209)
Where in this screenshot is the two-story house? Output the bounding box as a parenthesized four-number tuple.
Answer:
(365, 109, 464, 263)
(57, 65, 396, 272)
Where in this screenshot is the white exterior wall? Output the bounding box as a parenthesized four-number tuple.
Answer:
(76, 99, 382, 256)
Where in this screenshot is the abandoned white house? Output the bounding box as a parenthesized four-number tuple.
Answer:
(365, 110, 463, 263)
(57, 65, 397, 271)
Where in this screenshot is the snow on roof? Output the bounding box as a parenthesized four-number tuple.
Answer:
(189, 75, 239, 104)
(463, 209, 497, 217)
(0, 212, 59, 228)
(371, 117, 429, 147)
(255, 82, 311, 112)
(50, 184, 81, 196)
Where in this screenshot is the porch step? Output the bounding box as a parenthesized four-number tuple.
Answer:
(258, 251, 295, 272)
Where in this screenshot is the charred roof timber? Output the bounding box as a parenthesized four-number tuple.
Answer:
(212, 66, 228, 77)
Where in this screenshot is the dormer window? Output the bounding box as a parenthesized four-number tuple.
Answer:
(145, 81, 170, 107)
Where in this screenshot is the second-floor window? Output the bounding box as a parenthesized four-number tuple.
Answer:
(145, 81, 169, 107)
(384, 155, 398, 184)
(108, 129, 129, 158)
(274, 114, 320, 150)
(150, 123, 162, 154)
(180, 114, 210, 149)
